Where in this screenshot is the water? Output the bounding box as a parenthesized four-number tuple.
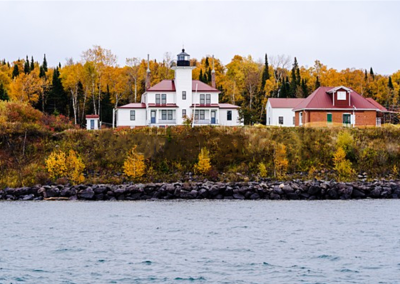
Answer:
(1, 200, 400, 283)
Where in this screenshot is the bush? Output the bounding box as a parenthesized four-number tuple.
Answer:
(123, 145, 146, 180)
(194, 147, 211, 175)
(258, 162, 267, 178)
(274, 143, 288, 178)
(333, 147, 355, 181)
(45, 149, 85, 184)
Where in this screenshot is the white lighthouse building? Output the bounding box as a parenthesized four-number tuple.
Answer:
(116, 49, 242, 128)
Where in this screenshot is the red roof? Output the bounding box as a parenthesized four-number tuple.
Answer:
(117, 103, 146, 109)
(147, 80, 219, 93)
(86, 115, 99, 118)
(268, 98, 305, 108)
(148, 103, 178, 108)
(190, 103, 240, 109)
(366, 98, 388, 112)
(293, 87, 378, 111)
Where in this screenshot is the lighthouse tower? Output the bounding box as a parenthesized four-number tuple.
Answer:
(173, 49, 196, 124)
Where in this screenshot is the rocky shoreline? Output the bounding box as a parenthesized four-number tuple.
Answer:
(1, 179, 400, 201)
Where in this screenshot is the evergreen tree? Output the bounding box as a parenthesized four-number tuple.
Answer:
(364, 69, 368, 81)
(370, 67, 374, 79)
(207, 68, 212, 84)
(260, 53, 270, 91)
(42, 54, 48, 72)
(290, 57, 300, 97)
(388, 76, 394, 89)
(0, 83, 9, 101)
(30, 56, 35, 71)
(24, 56, 30, 74)
(39, 66, 46, 78)
(12, 64, 19, 78)
(205, 57, 209, 69)
(46, 67, 67, 115)
(315, 76, 320, 89)
(199, 69, 203, 82)
(301, 79, 308, 97)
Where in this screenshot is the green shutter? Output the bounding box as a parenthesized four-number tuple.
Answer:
(327, 113, 332, 123)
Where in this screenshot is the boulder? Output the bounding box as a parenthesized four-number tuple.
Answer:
(79, 187, 95, 200)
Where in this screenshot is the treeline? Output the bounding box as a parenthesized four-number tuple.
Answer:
(1, 46, 400, 125)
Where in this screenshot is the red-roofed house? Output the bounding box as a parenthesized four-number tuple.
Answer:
(292, 86, 387, 127)
(116, 49, 243, 128)
(266, 98, 305, 126)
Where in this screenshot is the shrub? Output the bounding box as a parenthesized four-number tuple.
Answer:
(333, 147, 355, 181)
(194, 147, 211, 175)
(45, 149, 85, 184)
(274, 143, 288, 178)
(258, 162, 268, 178)
(123, 145, 146, 179)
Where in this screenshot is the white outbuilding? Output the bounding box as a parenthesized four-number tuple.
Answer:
(266, 98, 304, 127)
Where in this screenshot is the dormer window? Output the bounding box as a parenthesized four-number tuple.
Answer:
(337, 91, 346, 100)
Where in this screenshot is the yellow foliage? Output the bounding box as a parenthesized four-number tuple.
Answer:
(123, 145, 146, 179)
(258, 162, 267, 178)
(45, 150, 67, 180)
(194, 147, 211, 175)
(45, 149, 85, 184)
(274, 143, 288, 178)
(336, 130, 354, 154)
(333, 147, 355, 181)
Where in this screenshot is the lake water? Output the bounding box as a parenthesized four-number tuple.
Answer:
(1, 200, 400, 283)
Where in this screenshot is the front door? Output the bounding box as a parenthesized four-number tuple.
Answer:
(343, 114, 351, 126)
(151, 110, 156, 124)
(211, 111, 216, 124)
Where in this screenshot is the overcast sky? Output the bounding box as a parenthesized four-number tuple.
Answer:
(1, 1, 399, 75)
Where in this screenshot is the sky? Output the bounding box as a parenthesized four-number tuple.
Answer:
(1, 1, 399, 75)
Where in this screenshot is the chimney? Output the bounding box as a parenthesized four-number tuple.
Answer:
(211, 55, 216, 88)
(146, 54, 151, 91)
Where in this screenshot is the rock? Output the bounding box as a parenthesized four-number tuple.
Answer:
(270, 193, 281, 200)
(327, 188, 338, 199)
(352, 189, 366, 198)
(79, 187, 95, 200)
(233, 193, 245, 200)
(286, 193, 299, 200)
(308, 185, 320, 196)
(273, 186, 283, 195)
(369, 187, 382, 198)
(282, 185, 294, 194)
(22, 194, 35, 201)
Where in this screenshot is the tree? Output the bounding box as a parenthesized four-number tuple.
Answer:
(290, 57, 300, 97)
(12, 64, 19, 79)
(370, 67, 374, 80)
(388, 76, 394, 89)
(30, 56, 35, 71)
(261, 53, 270, 91)
(123, 145, 146, 179)
(315, 76, 320, 89)
(24, 56, 30, 74)
(60, 62, 83, 124)
(194, 147, 211, 175)
(0, 83, 9, 101)
(42, 54, 48, 72)
(126, 57, 141, 103)
(9, 70, 42, 104)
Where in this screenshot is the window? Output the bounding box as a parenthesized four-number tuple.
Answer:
(182, 109, 186, 118)
(343, 114, 351, 125)
(200, 110, 205, 120)
(293, 117, 295, 125)
(327, 113, 332, 123)
(90, 119, 94, 130)
(200, 94, 205, 105)
(268, 118, 270, 125)
(162, 110, 167, 120)
(206, 94, 211, 105)
(130, 110, 135, 121)
(195, 110, 199, 120)
(227, 111, 232, 121)
(156, 94, 160, 105)
(161, 94, 166, 105)
(182, 91, 186, 100)
(279, 116, 283, 125)
(337, 91, 346, 100)
(168, 110, 173, 120)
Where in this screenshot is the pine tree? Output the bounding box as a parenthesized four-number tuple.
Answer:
(24, 55, 30, 74)
(43, 54, 48, 72)
(0, 83, 9, 101)
(261, 53, 270, 91)
(207, 68, 212, 84)
(388, 76, 394, 89)
(199, 69, 203, 82)
(315, 76, 321, 89)
(370, 67, 374, 79)
(12, 64, 19, 78)
(301, 79, 308, 97)
(30, 56, 35, 71)
(39, 66, 46, 78)
(205, 57, 209, 69)
(290, 57, 301, 97)
(364, 69, 368, 81)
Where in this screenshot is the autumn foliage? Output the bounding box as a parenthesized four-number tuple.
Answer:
(194, 147, 211, 175)
(45, 149, 85, 184)
(123, 145, 146, 180)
